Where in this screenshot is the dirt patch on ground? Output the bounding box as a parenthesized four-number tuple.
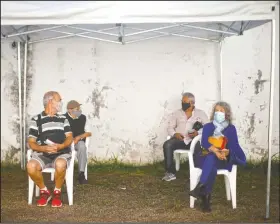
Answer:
(1, 162, 279, 223)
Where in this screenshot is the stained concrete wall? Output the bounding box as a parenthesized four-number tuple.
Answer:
(25, 37, 220, 164)
(1, 41, 21, 162)
(222, 20, 279, 160)
(1, 37, 220, 163)
(1, 19, 278, 164)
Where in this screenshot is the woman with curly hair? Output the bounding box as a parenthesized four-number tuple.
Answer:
(189, 101, 246, 213)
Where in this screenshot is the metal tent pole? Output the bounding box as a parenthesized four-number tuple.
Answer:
(23, 41, 28, 170)
(219, 41, 223, 101)
(17, 42, 23, 169)
(265, 19, 276, 220)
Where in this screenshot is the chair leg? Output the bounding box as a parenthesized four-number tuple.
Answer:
(35, 185, 40, 197)
(51, 172, 55, 181)
(174, 153, 180, 171)
(229, 174, 237, 209)
(224, 175, 231, 201)
(65, 169, 74, 205)
(189, 175, 199, 208)
(28, 177, 34, 205)
(85, 163, 88, 180)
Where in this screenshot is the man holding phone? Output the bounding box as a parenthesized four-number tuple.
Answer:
(162, 92, 209, 181)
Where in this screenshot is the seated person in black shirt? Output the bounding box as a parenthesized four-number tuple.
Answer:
(65, 100, 92, 184)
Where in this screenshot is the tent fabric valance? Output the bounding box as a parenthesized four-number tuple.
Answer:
(1, 1, 277, 25)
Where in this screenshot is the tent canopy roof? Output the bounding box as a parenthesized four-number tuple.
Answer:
(1, 1, 278, 44)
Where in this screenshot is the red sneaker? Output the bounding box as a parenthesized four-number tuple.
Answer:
(37, 189, 52, 207)
(51, 190, 62, 207)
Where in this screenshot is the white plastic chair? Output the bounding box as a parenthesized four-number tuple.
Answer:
(50, 137, 90, 181)
(166, 136, 189, 171)
(84, 137, 90, 180)
(27, 142, 76, 205)
(188, 135, 237, 209)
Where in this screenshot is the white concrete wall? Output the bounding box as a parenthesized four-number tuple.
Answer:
(1, 37, 220, 163)
(1, 41, 22, 162)
(1, 18, 278, 164)
(222, 20, 279, 160)
(26, 37, 220, 164)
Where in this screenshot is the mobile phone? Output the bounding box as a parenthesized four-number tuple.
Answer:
(45, 139, 55, 145)
(188, 129, 195, 134)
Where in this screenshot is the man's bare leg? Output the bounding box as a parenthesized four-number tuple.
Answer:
(52, 158, 67, 207)
(27, 160, 45, 189)
(27, 160, 51, 206)
(54, 158, 67, 189)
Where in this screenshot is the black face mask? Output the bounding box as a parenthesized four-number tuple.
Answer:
(182, 102, 191, 111)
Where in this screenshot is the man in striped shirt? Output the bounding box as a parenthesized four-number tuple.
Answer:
(27, 91, 73, 207)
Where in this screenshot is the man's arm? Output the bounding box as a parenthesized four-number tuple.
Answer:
(60, 132, 73, 150)
(56, 118, 73, 151)
(77, 117, 92, 140)
(28, 137, 47, 152)
(27, 117, 47, 152)
(83, 118, 92, 138)
(79, 132, 91, 139)
(167, 112, 177, 137)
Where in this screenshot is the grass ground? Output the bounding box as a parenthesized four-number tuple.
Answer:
(1, 160, 279, 223)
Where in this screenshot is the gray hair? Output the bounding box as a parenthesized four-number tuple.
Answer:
(182, 92, 195, 103)
(210, 101, 233, 124)
(43, 91, 58, 108)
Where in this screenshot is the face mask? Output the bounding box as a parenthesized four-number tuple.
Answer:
(182, 102, 191, 111)
(214, 111, 226, 123)
(55, 101, 63, 112)
(72, 110, 82, 118)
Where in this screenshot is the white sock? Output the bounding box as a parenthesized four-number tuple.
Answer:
(40, 186, 47, 191)
(54, 187, 61, 192)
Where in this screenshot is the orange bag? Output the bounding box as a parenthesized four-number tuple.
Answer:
(208, 136, 228, 150)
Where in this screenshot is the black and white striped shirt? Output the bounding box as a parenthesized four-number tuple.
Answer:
(28, 111, 72, 145)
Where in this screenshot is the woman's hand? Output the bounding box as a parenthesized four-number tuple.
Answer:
(222, 149, 230, 157)
(214, 151, 225, 160)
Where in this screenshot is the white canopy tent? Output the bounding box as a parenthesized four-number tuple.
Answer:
(1, 1, 278, 219)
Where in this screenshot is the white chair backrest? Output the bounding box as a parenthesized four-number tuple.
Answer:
(189, 135, 201, 155)
(70, 142, 75, 152)
(85, 137, 90, 149)
(188, 134, 202, 171)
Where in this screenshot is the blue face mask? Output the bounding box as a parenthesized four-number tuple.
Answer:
(72, 110, 82, 118)
(214, 111, 225, 123)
